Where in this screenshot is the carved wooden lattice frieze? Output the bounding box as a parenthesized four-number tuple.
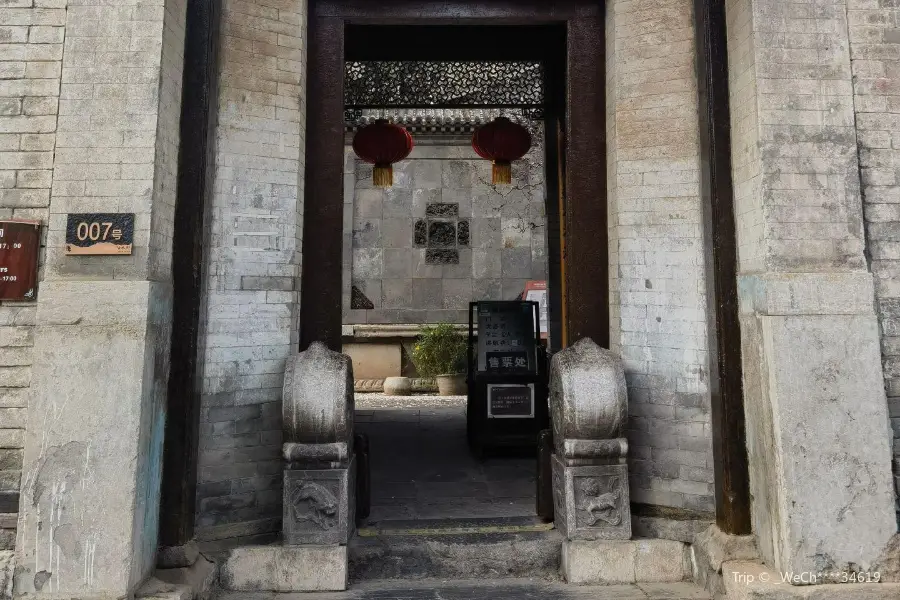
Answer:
(345, 61, 545, 109)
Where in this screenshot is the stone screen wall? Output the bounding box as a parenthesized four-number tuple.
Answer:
(343, 133, 549, 325)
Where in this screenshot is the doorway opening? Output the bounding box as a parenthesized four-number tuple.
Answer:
(340, 24, 565, 529)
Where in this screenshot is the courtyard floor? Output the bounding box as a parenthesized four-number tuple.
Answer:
(355, 393, 537, 523)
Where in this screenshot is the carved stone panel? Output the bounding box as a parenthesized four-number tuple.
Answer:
(552, 454, 631, 540)
(284, 459, 356, 545)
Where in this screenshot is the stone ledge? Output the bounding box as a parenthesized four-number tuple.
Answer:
(35, 279, 171, 327)
(632, 515, 714, 544)
(562, 539, 690, 585)
(219, 545, 347, 592)
(722, 560, 900, 600)
(354, 378, 437, 393)
(343, 323, 473, 338)
(737, 272, 875, 316)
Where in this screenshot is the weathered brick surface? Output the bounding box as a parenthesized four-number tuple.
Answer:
(46, 0, 185, 282)
(727, 0, 866, 274)
(194, 0, 307, 541)
(726, 0, 897, 567)
(0, 0, 64, 550)
(607, 0, 714, 514)
(847, 0, 900, 515)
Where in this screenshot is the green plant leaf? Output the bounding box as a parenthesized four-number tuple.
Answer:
(410, 322, 468, 378)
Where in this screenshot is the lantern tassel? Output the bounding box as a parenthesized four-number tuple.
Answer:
(373, 164, 393, 187)
(492, 160, 512, 185)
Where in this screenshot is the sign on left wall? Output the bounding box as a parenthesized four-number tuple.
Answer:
(0, 220, 40, 301)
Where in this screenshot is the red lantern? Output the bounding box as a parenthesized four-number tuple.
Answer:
(472, 117, 532, 185)
(352, 119, 414, 187)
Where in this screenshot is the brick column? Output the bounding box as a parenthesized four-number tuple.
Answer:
(606, 0, 716, 515)
(193, 0, 307, 543)
(847, 0, 900, 520)
(14, 1, 187, 596)
(0, 0, 66, 551)
(725, 0, 897, 575)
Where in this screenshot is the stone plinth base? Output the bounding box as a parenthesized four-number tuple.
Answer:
(723, 560, 900, 600)
(219, 545, 348, 592)
(691, 525, 760, 599)
(137, 555, 217, 600)
(561, 539, 689, 585)
(283, 458, 356, 545)
(552, 453, 632, 540)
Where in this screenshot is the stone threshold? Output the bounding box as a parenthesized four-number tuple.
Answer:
(215, 536, 697, 592)
(215, 578, 712, 599)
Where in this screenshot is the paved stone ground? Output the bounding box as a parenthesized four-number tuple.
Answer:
(216, 579, 711, 599)
(355, 394, 536, 522)
(356, 392, 467, 410)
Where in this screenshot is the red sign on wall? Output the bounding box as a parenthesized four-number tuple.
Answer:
(0, 221, 40, 301)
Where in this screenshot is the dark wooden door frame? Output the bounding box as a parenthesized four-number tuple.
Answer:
(156, 0, 750, 545)
(301, 0, 608, 351)
(694, 0, 751, 534)
(158, 0, 222, 548)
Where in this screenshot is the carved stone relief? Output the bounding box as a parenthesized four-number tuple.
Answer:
(289, 480, 339, 531)
(575, 475, 623, 528)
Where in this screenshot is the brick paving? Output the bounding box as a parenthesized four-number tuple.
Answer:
(356, 397, 536, 522)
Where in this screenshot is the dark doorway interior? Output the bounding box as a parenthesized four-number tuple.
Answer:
(303, 2, 607, 528)
(345, 23, 564, 526)
(357, 397, 537, 525)
(301, 10, 608, 352)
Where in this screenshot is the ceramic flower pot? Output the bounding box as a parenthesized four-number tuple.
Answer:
(436, 374, 467, 396)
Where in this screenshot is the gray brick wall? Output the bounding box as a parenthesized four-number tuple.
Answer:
(194, 0, 307, 543)
(727, 0, 865, 275)
(847, 0, 900, 515)
(343, 133, 548, 325)
(0, 0, 65, 550)
(606, 0, 715, 515)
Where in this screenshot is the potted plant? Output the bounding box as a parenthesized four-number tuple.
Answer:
(411, 323, 468, 395)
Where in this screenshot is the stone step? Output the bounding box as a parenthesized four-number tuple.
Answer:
(215, 577, 712, 599)
(349, 518, 563, 582)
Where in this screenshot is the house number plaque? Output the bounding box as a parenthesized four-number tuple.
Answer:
(65, 213, 134, 255)
(0, 220, 40, 301)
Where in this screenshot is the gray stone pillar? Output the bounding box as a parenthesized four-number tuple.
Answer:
(550, 338, 632, 541)
(14, 2, 187, 597)
(282, 342, 355, 546)
(725, 0, 897, 577)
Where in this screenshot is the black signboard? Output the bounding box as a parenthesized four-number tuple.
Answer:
(485, 351, 529, 374)
(476, 302, 537, 374)
(65, 213, 134, 255)
(488, 384, 534, 418)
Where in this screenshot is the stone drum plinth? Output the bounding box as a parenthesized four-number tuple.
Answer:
(550, 338, 632, 541)
(282, 342, 356, 546)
